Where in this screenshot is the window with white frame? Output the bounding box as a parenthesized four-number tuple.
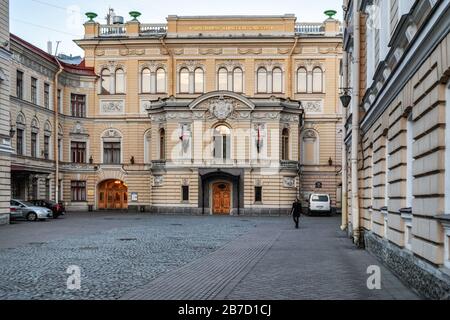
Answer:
(218, 67, 228, 91)
(100, 68, 111, 94)
(156, 68, 166, 93)
(257, 67, 268, 93)
(115, 68, 125, 94)
(233, 68, 243, 93)
(141, 68, 151, 93)
(312, 67, 323, 93)
(213, 125, 231, 160)
(179, 68, 189, 93)
(272, 67, 283, 93)
(297, 67, 307, 93)
(194, 68, 204, 93)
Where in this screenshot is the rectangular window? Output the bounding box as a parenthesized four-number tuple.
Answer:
(103, 142, 121, 164)
(44, 83, 50, 108)
(58, 138, 62, 161)
(57, 89, 62, 113)
(16, 129, 23, 156)
(255, 186, 262, 203)
(71, 141, 86, 163)
(31, 132, 37, 158)
(182, 185, 189, 201)
(71, 94, 86, 118)
(44, 135, 50, 159)
(16, 71, 23, 99)
(71, 181, 86, 201)
(31, 77, 37, 104)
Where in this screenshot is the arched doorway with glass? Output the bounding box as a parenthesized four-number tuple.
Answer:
(97, 180, 128, 210)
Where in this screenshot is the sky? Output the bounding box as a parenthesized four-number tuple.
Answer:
(10, 0, 343, 57)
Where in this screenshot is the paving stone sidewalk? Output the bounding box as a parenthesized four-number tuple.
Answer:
(122, 216, 419, 300)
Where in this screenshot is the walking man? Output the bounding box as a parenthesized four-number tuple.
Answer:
(291, 197, 302, 229)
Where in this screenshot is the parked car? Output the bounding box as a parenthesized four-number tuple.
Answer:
(29, 199, 66, 218)
(307, 194, 332, 216)
(10, 199, 53, 221)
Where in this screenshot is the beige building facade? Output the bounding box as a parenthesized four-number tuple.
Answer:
(0, 0, 12, 225)
(7, 11, 342, 216)
(342, 0, 450, 298)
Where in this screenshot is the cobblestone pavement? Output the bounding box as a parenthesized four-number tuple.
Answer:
(123, 216, 419, 300)
(0, 213, 255, 300)
(0, 213, 419, 300)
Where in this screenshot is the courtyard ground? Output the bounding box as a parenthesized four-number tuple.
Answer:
(0, 212, 419, 300)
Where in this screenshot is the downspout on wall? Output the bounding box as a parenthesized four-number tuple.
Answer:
(351, 4, 361, 245)
(53, 58, 63, 203)
(341, 37, 349, 231)
(159, 36, 174, 96)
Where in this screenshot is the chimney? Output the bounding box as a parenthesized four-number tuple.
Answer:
(47, 41, 53, 55)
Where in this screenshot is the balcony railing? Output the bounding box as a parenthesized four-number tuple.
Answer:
(140, 23, 168, 35)
(99, 25, 127, 37)
(295, 23, 324, 35)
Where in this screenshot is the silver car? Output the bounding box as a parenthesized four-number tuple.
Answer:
(10, 199, 53, 221)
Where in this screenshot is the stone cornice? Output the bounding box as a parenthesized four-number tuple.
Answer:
(360, 0, 449, 133)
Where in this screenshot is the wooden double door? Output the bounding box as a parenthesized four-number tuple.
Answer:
(98, 180, 128, 210)
(212, 182, 231, 215)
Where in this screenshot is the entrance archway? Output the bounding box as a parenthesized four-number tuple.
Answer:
(97, 180, 128, 210)
(212, 182, 231, 215)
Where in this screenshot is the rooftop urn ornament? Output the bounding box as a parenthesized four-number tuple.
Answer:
(324, 10, 337, 19)
(85, 12, 98, 22)
(129, 11, 142, 21)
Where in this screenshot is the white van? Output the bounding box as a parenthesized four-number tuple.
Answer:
(307, 194, 331, 216)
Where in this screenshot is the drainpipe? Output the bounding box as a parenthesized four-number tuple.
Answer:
(351, 4, 361, 245)
(53, 58, 63, 203)
(341, 20, 349, 231)
(288, 36, 299, 97)
(159, 36, 174, 96)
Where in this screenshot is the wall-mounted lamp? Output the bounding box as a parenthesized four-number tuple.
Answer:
(328, 157, 333, 166)
(340, 88, 352, 108)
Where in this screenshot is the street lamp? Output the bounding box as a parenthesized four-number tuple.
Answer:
(340, 88, 352, 108)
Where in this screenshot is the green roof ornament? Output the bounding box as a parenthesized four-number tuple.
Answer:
(85, 12, 98, 22)
(324, 10, 337, 19)
(129, 11, 142, 21)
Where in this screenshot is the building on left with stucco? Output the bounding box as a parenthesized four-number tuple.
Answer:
(0, 0, 13, 225)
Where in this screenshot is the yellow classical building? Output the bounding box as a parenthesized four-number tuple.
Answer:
(8, 10, 343, 215)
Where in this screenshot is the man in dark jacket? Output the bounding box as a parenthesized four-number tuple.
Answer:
(292, 197, 302, 229)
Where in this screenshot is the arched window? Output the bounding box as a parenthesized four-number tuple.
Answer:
(16, 113, 26, 156)
(44, 121, 52, 160)
(30, 118, 40, 158)
(159, 129, 166, 160)
(194, 68, 204, 93)
(281, 128, 289, 160)
(141, 68, 151, 93)
(115, 68, 125, 94)
(156, 68, 166, 93)
(102, 129, 122, 164)
(218, 68, 228, 91)
(213, 125, 231, 160)
(297, 67, 307, 93)
(272, 67, 283, 93)
(101, 69, 111, 94)
(233, 68, 243, 93)
(179, 68, 189, 93)
(302, 130, 319, 165)
(312, 67, 323, 93)
(257, 68, 267, 93)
